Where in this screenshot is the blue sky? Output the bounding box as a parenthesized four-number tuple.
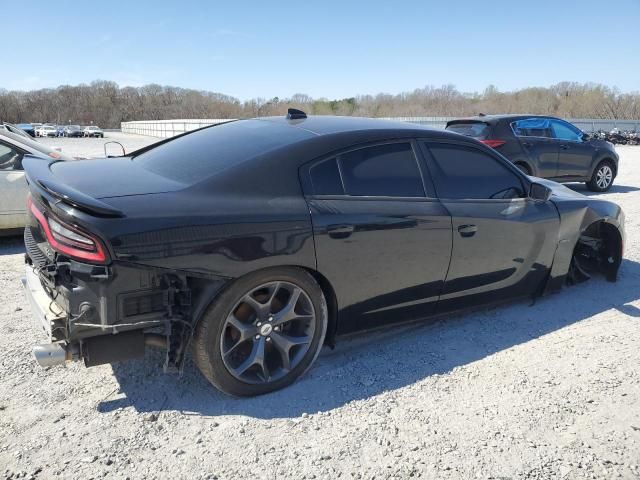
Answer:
(4, 0, 639, 99)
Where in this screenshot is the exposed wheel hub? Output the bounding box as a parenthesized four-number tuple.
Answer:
(259, 323, 273, 336)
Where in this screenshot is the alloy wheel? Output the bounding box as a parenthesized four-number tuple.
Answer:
(596, 165, 613, 189)
(220, 281, 316, 384)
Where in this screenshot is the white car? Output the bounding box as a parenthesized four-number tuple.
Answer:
(0, 131, 74, 231)
(36, 125, 57, 137)
(83, 126, 104, 138)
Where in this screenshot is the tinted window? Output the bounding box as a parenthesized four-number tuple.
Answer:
(0, 143, 22, 171)
(427, 144, 524, 200)
(134, 120, 313, 185)
(310, 158, 344, 195)
(511, 118, 552, 138)
(550, 120, 582, 142)
(338, 143, 424, 197)
(446, 122, 490, 139)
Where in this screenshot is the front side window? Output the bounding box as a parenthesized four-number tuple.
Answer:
(426, 144, 524, 200)
(338, 143, 425, 197)
(0, 143, 23, 171)
(550, 120, 582, 142)
(511, 118, 553, 138)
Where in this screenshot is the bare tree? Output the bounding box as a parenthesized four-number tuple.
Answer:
(0, 81, 638, 128)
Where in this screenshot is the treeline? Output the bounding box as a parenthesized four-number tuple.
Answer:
(0, 81, 639, 128)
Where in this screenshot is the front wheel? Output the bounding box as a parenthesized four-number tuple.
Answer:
(193, 267, 327, 396)
(586, 161, 615, 192)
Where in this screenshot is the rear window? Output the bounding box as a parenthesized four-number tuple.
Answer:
(133, 120, 313, 185)
(445, 122, 490, 139)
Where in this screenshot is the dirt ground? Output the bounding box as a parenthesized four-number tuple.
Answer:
(1, 146, 639, 480)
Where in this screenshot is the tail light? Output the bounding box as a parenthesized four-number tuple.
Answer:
(28, 196, 108, 264)
(480, 139, 506, 148)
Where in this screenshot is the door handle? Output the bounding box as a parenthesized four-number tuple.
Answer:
(327, 224, 355, 239)
(522, 141, 533, 148)
(559, 144, 570, 150)
(457, 224, 478, 237)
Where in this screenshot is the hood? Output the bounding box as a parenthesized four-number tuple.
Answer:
(49, 156, 186, 199)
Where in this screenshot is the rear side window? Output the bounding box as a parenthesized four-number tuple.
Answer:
(310, 158, 344, 195)
(426, 144, 524, 200)
(339, 143, 425, 197)
(511, 118, 553, 138)
(446, 122, 490, 139)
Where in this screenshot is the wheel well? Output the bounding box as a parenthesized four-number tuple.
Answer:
(514, 161, 531, 175)
(188, 265, 339, 348)
(596, 157, 617, 177)
(302, 267, 338, 348)
(576, 220, 623, 282)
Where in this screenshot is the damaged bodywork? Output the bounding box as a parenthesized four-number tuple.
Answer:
(19, 115, 625, 394)
(538, 178, 624, 293)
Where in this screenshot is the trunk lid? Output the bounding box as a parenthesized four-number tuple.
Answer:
(48, 156, 186, 200)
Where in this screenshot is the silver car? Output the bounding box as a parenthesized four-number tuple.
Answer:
(0, 130, 74, 231)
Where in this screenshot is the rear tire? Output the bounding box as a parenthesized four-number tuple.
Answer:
(586, 160, 615, 192)
(193, 267, 327, 396)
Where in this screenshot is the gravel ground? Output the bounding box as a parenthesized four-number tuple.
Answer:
(1, 147, 640, 480)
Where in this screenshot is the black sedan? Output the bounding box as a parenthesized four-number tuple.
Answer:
(64, 125, 84, 137)
(21, 111, 624, 396)
(446, 115, 619, 192)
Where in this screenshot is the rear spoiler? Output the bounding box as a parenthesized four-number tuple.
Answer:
(23, 156, 125, 218)
(445, 119, 490, 127)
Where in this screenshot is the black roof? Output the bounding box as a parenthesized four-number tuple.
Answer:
(257, 115, 458, 139)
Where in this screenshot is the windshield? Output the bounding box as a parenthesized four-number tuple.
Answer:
(446, 122, 490, 139)
(134, 119, 313, 185)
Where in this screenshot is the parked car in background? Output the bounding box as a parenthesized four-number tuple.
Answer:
(64, 125, 84, 137)
(2, 122, 35, 141)
(21, 113, 624, 396)
(16, 123, 36, 137)
(36, 125, 57, 138)
(0, 130, 74, 231)
(83, 125, 104, 138)
(445, 115, 619, 192)
(55, 125, 66, 137)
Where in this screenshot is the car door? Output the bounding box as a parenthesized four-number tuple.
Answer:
(302, 141, 453, 334)
(511, 118, 558, 177)
(421, 141, 560, 312)
(549, 119, 594, 179)
(0, 141, 27, 229)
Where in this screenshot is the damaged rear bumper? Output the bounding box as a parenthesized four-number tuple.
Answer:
(22, 265, 75, 367)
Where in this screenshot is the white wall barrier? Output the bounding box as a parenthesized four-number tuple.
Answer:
(122, 117, 640, 138)
(121, 119, 232, 138)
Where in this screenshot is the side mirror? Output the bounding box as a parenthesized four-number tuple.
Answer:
(581, 132, 590, 142)
(104, 141, 126, 157)
(529, 182, 552, 201)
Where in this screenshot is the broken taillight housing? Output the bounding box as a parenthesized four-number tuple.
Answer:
(28, 196, 108, 264)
